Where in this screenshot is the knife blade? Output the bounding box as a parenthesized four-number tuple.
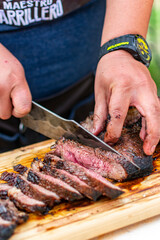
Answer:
(21, 101, 123, 155)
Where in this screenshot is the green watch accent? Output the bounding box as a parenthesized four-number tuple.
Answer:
(99, 34, 152, 68)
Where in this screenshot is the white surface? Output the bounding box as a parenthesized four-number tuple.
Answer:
(91, 214, 160, 240)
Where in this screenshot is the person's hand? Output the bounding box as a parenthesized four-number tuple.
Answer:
(93, 50, 160, 155)
(0, 44, 32, 120)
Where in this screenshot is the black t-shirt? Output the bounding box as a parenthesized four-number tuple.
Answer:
(0, 0, 91, 30)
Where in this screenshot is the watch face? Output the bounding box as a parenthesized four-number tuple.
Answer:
(135, 35, 152, 66)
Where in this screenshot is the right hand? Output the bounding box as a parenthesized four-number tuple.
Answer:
(0, 44, 32, 120)
(93, 50, 160, 156)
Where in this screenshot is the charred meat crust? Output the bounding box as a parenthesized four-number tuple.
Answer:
(0, 184, 12, 200)
(0, 217, 16, 240)
(126, 156, 153, 179)
(0, 227, 15, 240)
(113, 126, 153, 180)
(13, 165, 28, 175)
(31, 158, 101, 201)
(0, 190, 8, 200)
(44, 155, 124, 199)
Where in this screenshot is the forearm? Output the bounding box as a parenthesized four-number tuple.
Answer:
(101, 0, 154, 45)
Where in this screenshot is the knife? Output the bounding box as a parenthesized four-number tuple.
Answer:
(21, 101, 124, 155)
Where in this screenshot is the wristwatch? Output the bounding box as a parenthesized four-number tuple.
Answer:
(99, 34, 152, 68)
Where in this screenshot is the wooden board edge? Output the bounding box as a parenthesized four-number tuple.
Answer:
(11, 192, 160, 240)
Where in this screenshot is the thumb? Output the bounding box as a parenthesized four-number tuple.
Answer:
(11, 81, 32, 118)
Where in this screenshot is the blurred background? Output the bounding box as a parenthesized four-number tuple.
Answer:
(148, 0, 160, 95)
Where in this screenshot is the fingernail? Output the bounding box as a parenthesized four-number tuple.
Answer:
(92, 127, 98, 135)
(151, 145, 156, 154)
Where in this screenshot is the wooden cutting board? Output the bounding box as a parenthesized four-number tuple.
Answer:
(0, 139, 160, 240)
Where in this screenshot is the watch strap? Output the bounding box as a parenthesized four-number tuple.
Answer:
(99, 34, 150, 67)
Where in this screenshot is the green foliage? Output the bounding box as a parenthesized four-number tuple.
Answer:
(148, 1, 160, 95)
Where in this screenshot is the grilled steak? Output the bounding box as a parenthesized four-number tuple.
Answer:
(31, 158, 101, 201)
(0, 217, 16, 240)
(14, 164, 83, 201)
(1, 171, 60, 208)
(0, 199, 28, 224)
(44, 154, 123, 199)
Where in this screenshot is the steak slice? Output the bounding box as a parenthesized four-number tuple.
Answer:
(44, 154, 123, 199)
(1, 171, 60, 208)
(0, 199, 28, 224)
(51, 136, 153, 181)
(8, 187, 47, 214)
(0, 217, 16, 240)
(31, 158, 101, 201)
(0, 182, 47, 214)
(14, 165, 83, 201)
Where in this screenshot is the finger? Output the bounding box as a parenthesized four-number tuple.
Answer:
(0, 92, 12, 119)
(104, 90, 130, 143)
(92, 92, 107, 135)
(11, 80, 32, 118)
(136, 94, 160, 155)
(143, 105, 160, 155)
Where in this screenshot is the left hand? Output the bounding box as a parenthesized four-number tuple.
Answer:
(92, 50, 160, 155)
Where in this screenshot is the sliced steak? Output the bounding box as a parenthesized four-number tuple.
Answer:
(1, 171, 60, 208)
(0, 199, 28, 224)
(51, 136, 153, 181)
(0, 217, 15, 240)
(14, 164, 83, 201)
(44, 154, 123, 199)
(31, 158, 101, 201)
